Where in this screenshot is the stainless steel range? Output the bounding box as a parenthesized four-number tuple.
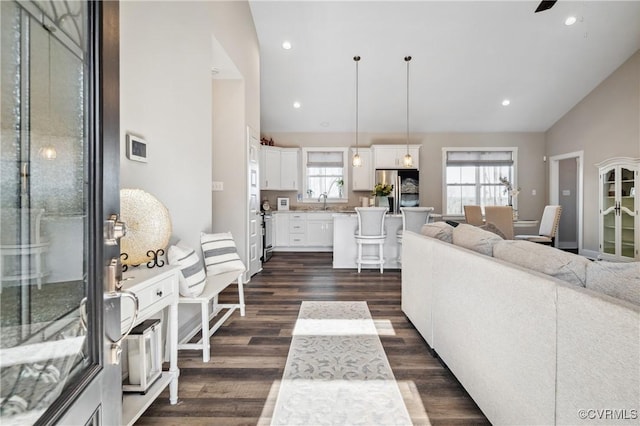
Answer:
(262, 212, 273, 262)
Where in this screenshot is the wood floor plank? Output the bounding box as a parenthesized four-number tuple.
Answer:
(138, 252, 488, 425)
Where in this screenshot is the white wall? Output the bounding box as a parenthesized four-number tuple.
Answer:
(120, 1, 260, 334)
(120, 1, 215, 250)
(546, 50, 640, 253)
(263, 131, 547, 223)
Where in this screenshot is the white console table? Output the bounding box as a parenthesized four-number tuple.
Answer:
(120, 266, 180, 426)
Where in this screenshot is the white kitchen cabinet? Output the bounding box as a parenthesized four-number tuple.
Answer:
(351, 148, 373, 191)
(596, 157, 639, 261)
(372, 145, 420, 170)
(272, 212, 335, 251)
(260, 147, 281, 189)
(260, 146, 299, 190)
(288, 212, 306, 246)
(280, 149, 299, 190)
(274, 213, 290, 248)
(306, 213, 334, 246)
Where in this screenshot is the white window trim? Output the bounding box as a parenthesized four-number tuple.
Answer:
(302, 147, 349, 204)
(441, 147, 519, 217)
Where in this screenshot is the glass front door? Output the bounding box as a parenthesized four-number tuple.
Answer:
(1, 1, 121, 424)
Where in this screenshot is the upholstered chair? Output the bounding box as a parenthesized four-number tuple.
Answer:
(463, 205, 484, 226)
(354, 207, 387, 273)
(515, 205, 562, 245)
(484, 206, 515, 240)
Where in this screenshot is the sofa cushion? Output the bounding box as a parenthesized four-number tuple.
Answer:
(479, 222, 507, 239)
(201, 232, 246, 275)
(585, 261, 640, 306)
(168, 243, 207, 297)
(420, 221, 453, 243)
(452, 223, 503, 256)
(493, 240, 590, 287)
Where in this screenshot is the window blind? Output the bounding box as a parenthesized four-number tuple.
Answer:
(446, 151, 513, 166)
(307, 151, 344, 168)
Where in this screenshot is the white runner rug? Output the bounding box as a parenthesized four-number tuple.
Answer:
(270, 301, 412, 425)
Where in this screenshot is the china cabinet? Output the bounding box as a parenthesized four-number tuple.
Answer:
(596, 157, 639, 261)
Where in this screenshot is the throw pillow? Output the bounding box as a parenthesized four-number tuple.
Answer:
(479, 221, 507, 239)
(452, 223, 503, 256)
(585, 261, 640, 306)
(420, 222, 454, 243)
(201, 232, 246, 275)
(168, 243, 207, 297)
(493, 240, 590, 287)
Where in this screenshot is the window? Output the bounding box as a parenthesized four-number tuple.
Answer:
(442, 148, 517, 215)
(302, 148, 348, 203)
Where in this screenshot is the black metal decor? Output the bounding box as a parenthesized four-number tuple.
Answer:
(119, 249, 165, 272)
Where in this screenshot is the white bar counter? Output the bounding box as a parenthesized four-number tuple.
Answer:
(332, 214, 403, 269)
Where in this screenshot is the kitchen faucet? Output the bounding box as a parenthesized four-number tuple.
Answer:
(318, 193, 328, 210)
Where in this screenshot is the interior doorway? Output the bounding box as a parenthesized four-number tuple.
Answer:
(549, 151, 583, 253)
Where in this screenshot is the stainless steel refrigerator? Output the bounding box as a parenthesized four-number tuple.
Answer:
(375, 169, 419, 213)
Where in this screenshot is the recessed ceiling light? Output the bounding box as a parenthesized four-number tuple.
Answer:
(502, 99, 511, 106)
(282, 41, 292, 50)
(293, 101, 301, 109)
(564, 16, 577, 26)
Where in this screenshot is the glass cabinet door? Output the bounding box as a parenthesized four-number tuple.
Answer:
(619, 167, 636, 259)
(601, 167, 617, 256)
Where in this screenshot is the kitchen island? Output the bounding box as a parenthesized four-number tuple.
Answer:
(332, 213, 403, 269)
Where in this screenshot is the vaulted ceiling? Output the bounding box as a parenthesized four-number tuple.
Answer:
(249, 1, 640, 133)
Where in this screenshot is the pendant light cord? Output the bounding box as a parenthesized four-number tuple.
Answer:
(355, 56, 360, 156)
(405, 56, 411, 155)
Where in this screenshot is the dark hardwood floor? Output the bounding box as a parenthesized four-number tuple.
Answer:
(136, 252, 489, 425)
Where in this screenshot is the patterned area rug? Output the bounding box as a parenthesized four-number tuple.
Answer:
(270, 301, 413, 425)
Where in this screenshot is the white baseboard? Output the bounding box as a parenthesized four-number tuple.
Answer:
(558, 241, 578, 249)
(580, 249, 600, 260)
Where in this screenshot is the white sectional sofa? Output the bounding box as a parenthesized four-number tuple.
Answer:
(401, 226, 639, 425)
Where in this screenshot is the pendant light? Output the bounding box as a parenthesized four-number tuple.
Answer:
(39, 34, 57, 160)
(352, 55, 362, 167)
(403, 56, 413, 168)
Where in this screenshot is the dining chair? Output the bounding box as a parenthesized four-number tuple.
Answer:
(397, 207, 435, 262)
(463, 205, 484, 226)
(484, 206, 515, 240)
(515, 205, 562, 245)
(0, 208, 49, 290)
(354, 207, 387, 273)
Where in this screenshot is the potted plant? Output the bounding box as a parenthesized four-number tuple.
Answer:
(372, 183, 393, 207)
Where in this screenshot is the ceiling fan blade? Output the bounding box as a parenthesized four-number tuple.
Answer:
(535, 0, 557, 13)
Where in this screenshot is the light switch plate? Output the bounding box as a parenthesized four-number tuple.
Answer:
(212, 181, 224, 191)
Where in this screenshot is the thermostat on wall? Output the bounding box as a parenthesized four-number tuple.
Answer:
(126, 134, 148, 163)
(277, 197, 290, 211)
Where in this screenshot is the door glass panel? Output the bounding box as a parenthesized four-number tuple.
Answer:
(1, 1, 90, 424)
(602, 169, 616, 255)
(620, 167, 636, 258)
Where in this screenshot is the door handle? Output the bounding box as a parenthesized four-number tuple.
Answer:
(104, 213, 127, 246)
(104, 257, 140, 364)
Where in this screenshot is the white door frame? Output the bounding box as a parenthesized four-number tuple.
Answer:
(549, 151, 584, 253)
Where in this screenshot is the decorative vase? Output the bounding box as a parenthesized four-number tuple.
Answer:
(376, 195, 389, 208)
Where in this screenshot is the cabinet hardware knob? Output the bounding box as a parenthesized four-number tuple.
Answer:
(156, 290, 163, 297)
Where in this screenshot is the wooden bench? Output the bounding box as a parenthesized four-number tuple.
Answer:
(177, 269, 245, 362)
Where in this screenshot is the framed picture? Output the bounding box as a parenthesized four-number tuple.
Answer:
(126, 134, 148, 163)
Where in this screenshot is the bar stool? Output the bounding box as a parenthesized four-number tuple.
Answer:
(354, 207, 387, 273)
(397, 207, 434, 262)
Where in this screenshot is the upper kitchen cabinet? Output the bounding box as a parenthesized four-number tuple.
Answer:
(351, 148, 373, 191)
(372, 144, 421, 170)
(260, 146, 299, 190)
